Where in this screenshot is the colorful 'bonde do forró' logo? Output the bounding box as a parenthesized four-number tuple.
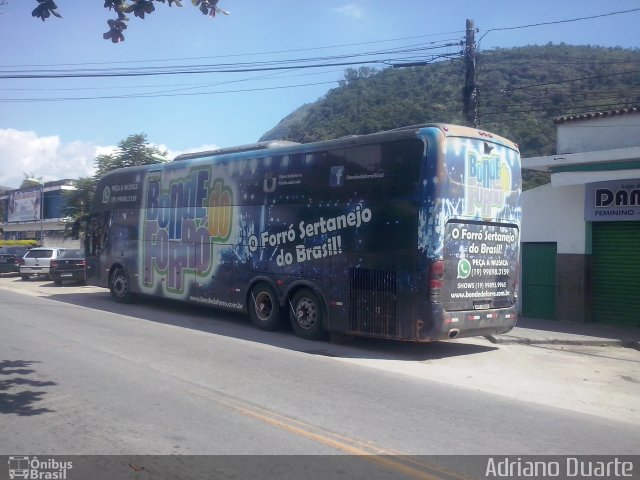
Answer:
(465, 151, 511, 218)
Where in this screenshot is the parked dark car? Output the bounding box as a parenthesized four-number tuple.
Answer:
(50, 249, 86, 285)
(0, 246, 32, 275)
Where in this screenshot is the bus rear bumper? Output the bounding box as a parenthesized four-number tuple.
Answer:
(422, 308, 518, 342)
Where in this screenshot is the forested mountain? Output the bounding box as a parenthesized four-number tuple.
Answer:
(260, 44, 640, 188)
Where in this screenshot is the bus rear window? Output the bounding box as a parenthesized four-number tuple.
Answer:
(444, 137, 521, 223)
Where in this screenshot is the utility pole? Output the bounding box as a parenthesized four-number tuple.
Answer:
(463, 19, 478, 127)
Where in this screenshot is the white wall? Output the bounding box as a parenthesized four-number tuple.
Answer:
(521, 183, 586, 254)
(43, 234, 81, 249)
(557, 113, 640, 154)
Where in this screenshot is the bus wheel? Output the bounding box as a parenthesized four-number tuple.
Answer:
(110, 268, 134, 303)
(249, 282, 281, 331)
(289, 288, 325, 340)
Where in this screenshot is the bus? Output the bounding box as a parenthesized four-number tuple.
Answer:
(85, 124, 521, 342)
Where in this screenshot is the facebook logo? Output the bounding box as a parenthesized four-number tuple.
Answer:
(330, 166, 345, 187)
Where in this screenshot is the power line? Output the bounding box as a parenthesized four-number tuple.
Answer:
(503, 69, 640, 92)
(0, 80, 344, 103)
(0, 55, 458, 80)
(0, 66, 348, 92)
(0, 53, 466, 102)
(474, 7, 640, 116)
(485, 89, 640, 104)
(478, 100, 640, 119)
(0, 42, 462, 80)
(477, 58, 640, 67)
(2, 32, 466, 69)
(0, 53, 466, 103)
(0, 58, 414, 79)
(0, 42, 462, 74)
(478, 8, 640, 43)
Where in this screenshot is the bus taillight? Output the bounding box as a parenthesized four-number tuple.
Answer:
(429, 260, 444, 303)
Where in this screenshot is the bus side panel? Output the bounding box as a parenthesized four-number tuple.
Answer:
(90, 137, 428, 340)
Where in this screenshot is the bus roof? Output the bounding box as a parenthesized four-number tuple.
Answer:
(172, 124, 519, 164)
(95, 124, 519, 182)
(173, 140, 301, 161)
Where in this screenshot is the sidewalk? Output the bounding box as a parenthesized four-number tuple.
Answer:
(486, 316, 640, 350)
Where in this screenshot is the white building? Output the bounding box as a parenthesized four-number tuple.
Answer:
(0, 179, 81, 248)
(522, 106, 640, 327)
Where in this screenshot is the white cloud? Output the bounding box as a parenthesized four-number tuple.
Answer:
(0, 129, 114, 189)
(0, 129, 220, 190)
(163, 144, 220, 160)
(332, 3, 365, 19)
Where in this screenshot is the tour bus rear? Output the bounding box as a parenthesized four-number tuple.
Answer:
(422, 126, 521, 341)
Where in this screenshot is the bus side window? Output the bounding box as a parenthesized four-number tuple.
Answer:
(288, 153, 304, 169)
(347, 144, 382, 173)
(304, 151, 328, 202)
(305, 149, 347, 202)
(304, 151, 327, 169)
(379, 140, 423, 198)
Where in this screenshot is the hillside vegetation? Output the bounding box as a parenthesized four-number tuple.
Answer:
(260, 44, 640, 188)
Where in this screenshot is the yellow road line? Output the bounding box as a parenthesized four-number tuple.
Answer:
(188, 388, 473, 480)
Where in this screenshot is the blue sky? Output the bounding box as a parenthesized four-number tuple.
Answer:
(0, 0, 639, 188)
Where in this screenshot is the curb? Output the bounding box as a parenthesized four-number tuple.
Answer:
(484, 335, 640, 351)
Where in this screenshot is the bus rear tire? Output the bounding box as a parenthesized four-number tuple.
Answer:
(110, 267, 134, 303)
(289, 288, 325, 340)
(249, 282, 281, 331)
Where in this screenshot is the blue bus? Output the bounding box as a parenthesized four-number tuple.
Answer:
(86, 124, 521, 342)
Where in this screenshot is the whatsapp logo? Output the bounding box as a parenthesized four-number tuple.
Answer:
(102, 186, 111, 204)
(457, 258, 471, 279)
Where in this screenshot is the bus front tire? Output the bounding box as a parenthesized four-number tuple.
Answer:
(249, 282, 281, 331)
(289, 288, 325, 340)
(110, 268, 134, 303)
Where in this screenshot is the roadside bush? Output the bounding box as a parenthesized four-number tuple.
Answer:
(0, 240, 39, 247)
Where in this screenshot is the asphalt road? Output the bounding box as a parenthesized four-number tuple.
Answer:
(0, 275, 638, 463)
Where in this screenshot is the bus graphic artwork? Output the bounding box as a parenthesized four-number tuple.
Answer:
(8, 456, 29, 479)
(141, 169, 231, 294)
(464, 147, 512, 218)
(86, 124, 521, 342)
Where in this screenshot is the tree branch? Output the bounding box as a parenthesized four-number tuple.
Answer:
(32, 0, 228, 42)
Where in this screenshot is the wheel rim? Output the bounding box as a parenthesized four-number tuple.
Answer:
(295, 297, 317, 329)
(113, 274, 128, 297)
(255, 291, 273, 321)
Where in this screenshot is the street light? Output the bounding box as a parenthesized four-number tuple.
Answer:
(26, 178, 44, 245)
